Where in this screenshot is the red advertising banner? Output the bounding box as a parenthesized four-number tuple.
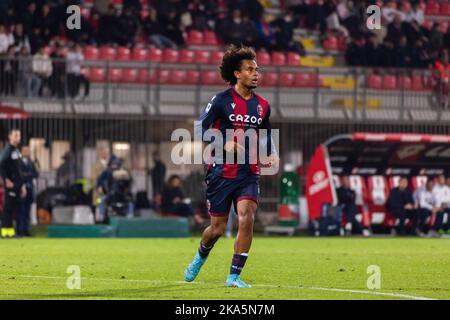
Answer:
(306, 144, 337, 220)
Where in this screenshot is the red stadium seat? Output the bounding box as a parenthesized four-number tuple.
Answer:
(382, 75, 397, 90)
(157, 69, 171, 84)
(441, 3, 450, 16)
(411, 75, 425, 90)
(116, 47, 131, 61)
(169, 70, 187, 84)
(287, 52, 300, 66)
(131, 47, 148, 61)
(426, 2, 440, 15)
(187, 30, 204, 45)
(201, 71, 221, 85)
(398, 75, 412, 90)
(332, 175, 341, 188)
(261, 72, 278, 87)
(89, 67, 106, 82)
(203, 30, 218, 45)
(210, 51, 224, 65)
(83, 46, 99, 60)
(279, 72, 295, 87)
(108, 68, 122, 82)
(137, 69, 150, 83)
(179, 49, 195, 63)
(294, 73, 320, 87)
(256, 51, 271, 66)
(162, 48, 179, 63)
(185, 70, 200, 85)
(323, 36, 339, 51)
(194, 50, 211, 64)
(348, 175, 371, 228)
(271, 52, 286, 66)
(149, 48, 163, 62)
(367, 74, 382, 89)
(121, 68, 138, 83)
(294, 73, 311, 87)
(99, 46, 116, 61)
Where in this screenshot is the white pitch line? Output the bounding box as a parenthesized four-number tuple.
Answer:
(2, 275, 437, 300)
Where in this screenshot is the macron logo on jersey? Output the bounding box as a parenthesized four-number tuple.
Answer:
(231, 103, 236, 109)
(205, 95, 216, 113)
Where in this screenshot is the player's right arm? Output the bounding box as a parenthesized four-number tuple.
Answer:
(195, 95, 221, 142)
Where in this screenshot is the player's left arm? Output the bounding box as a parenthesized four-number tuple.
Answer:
(259, 105, 279, 168)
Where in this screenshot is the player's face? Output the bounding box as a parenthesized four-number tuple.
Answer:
(236, 59, 259, 89)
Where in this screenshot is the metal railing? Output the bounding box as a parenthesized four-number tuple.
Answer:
(0, 57, 441, 122)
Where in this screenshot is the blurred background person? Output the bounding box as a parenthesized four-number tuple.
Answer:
(386, 177, 416, 236)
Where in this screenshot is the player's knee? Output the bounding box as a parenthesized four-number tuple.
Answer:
(238, 209, 255, 226)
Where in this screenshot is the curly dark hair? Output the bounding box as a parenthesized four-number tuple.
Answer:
(219, 45, 256, 85)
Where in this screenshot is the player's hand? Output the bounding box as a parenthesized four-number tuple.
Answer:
(5, 179, 14, 189)
(268, 154, 280, 168)
(224, 141, 245, 155)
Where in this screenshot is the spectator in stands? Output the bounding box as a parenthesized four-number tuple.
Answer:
(386, 14, 404, 46)
(336, 175, 362, 235)
(12, 23, 30, 54)
(150, 151, 166, 199)
(431, 175, 450, 236)
(18, 145, 39, 237)
(187, 0, 215, 31)
(159, 7, 185, 47)
(19, 1, 37, 35)
(413, 179, 436, 237)
(410, 38, 431, 69)
(271, 10, 305, 55)
(94, 0, 112, 15)
(219, 9, 257, 48)
(429, 23, 444, 53)
(38, 3, 58, 44)
(66, 43, 90, 99)
(255, 13, 276, 51)
(142, 7, 177, 49)
(345, 36, 366, 66)
(0, 45, 18, 96)
(430, 50, 450, 108)
(364, 34, 383, 67)
(32, 46, 53, 97)
(17, 46, 35, 97)
(161, 175, 194, 218)
(0, 24, 13, 54)
(123, 0, 142, 16)
(305, 0, 326, 33)
(386, 177, 416, 236)
(405, 2, 424, 26)
(66, 16, 95, 45)
(29, 27, 46, 55)
(98, 5, 120, 44)
(117, 7, 139, 47)
(50, 45, 67, 98)
(394, 36, 411, 68)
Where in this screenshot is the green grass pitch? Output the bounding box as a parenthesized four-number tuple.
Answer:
(0, 237, 449, 300)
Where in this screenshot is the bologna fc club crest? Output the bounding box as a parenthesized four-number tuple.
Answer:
(257, 104, 263, 116)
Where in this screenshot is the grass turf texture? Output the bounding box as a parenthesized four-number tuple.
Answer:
(0, 237, 449, 300)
